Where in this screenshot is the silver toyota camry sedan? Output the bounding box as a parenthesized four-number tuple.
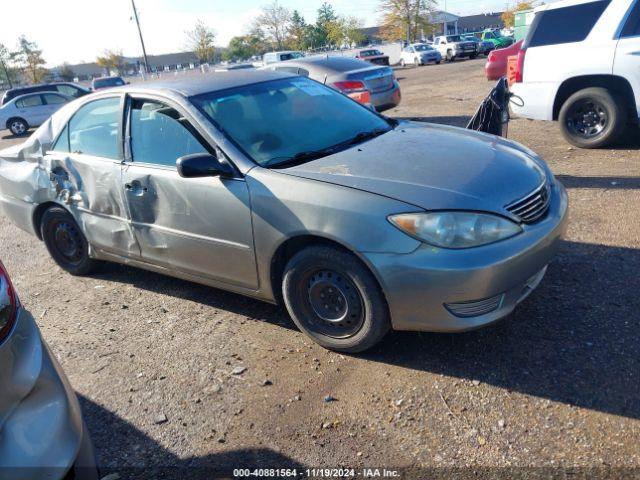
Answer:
(0, 70, 568, 352)
(0, 260, 98, 479)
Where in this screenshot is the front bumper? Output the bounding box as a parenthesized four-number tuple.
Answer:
(363, 180, 568, 332)
(454, 48, 477, 58)
(0, 309, 98, 480)
(372, 82, 402, 112)
(419, 54, 441, 64)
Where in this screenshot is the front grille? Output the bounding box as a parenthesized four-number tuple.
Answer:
(506, 182, 551, 224)
(445, 294, 504, 318)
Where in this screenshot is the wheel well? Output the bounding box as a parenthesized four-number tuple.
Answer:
(553, 75, 638, 122)
(269, 235, 380, 306)
(32, 202, 60, 240)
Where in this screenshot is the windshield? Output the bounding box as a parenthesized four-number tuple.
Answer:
(93, 77, 125, 88)
(361, 50, 383, 56)
(192, 77, 393, 168)
(281, 52, 304, 61)
(414, 44, 433, 51)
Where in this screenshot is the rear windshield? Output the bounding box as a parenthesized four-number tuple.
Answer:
(93, 77, 125, 88)
(525, 0, 611, 48)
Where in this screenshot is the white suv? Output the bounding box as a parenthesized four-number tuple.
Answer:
(510, 0, 640, 148)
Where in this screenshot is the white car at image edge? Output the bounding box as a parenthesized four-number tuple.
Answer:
(0, 92, 73, 136)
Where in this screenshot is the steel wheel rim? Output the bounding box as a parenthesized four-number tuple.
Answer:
(566, 99, 608, 139)
(52, 221, 84, 265)
(301, 269, 365, 339)
(11, 121, 25, 135)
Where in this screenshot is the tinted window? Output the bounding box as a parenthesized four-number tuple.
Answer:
(15, 95, 43, 108)
(93, 77, 125, 89)
(192, 77, 391, 168)
(621, 1, 640, 37)
(44, 93, 67, 105)
(527, 0, 610, 47)
(130, 99, 207, 167)
(56, 85, 81, 97)
(69, 97, 120, 159)
(52, 124, 70, 152)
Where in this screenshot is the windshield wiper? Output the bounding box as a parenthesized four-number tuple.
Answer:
(265, 128, 391, 168)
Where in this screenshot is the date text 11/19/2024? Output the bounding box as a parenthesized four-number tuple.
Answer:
(233, 468, 401, 477)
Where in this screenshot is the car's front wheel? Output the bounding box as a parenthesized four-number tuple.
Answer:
(446, 50, 454, 61)
(400, 58, 406, 67)
(559, 87, 627, 148)
(41, 206, 99, 275)
(8, 118, 28, 136)
(282, 245, 390, 353)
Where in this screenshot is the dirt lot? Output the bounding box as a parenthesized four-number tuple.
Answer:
(1, 58, 639, 479)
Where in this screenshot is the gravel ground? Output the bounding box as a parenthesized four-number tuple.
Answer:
(1, 58, 639, 479)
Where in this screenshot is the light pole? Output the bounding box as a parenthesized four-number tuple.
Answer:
(443, 0, 448, 35)
(131, 0, 150, 74)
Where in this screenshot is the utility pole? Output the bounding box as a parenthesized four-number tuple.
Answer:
(131, 0, 150, 74)
(443, 0, 448, 35)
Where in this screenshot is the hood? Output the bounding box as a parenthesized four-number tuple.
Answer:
(278, 122, 547, 215)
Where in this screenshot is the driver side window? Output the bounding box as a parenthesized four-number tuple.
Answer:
(130, 99, 208, 168)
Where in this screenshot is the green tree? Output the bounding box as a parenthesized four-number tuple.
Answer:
(253, 0, 292, 50)
(0, 43, 16, 88)
(11, 36, 48, 84)
(343, 16, 366, 46)
(314, 2, 338, 47)
(96, 49, 127, 75)
(225, 33, 268, 61)
(379, 0, 436, 43)
(289, 10, 309, 50)
(58, 62, 75, 82)
(185, 19, 217, 63)
(501, 1, 534, 28)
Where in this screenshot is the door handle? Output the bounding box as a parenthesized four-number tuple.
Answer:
(125, 182, 148, 196)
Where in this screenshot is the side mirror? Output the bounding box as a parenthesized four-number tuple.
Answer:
(176, 153, 234, 178)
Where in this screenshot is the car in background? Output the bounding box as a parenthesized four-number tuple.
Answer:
(91, 76, 126, 90)
(261, 56, 401, 112)
(463, 35, 495, 56)
(0, 92, 73, 136)
(433, 35, 478, 61)
(0, 260, 98, 479)
(1, 82, 89, 106)
(478, 29, 514, 48)
(485, 39, 523, 80)
(215, 63, 255, 72)
(400, 43, 442, 66)
(510, 0, 639, 148)
(355, 49, 390, 65)
(262, 51, 305, 65)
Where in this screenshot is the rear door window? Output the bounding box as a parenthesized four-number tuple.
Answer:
(526, 0, 611, 47)
(43, 93, 67, 105)
(68, 97, 121, 159)
(621, 1, 640, 37)
(15, 95, 43, 108)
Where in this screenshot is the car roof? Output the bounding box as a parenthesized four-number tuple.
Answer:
(106, 69, 295, 98)
(6, 82, 78, 92)
(278, 55, 373, 74)
(3, 91, 70, 106)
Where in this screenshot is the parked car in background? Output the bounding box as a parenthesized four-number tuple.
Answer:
(485, 39, 523, 80)
(477, 29, 515, 48)
(463, 35, 495, 56)
(510, 0, 640, 148)
(0, 71, 567, 352)
(0, 260, 98, 479)
(0, 92, 73, 136)
(400, 43, 442, 66)
(355, 49, 390, 65)
(261, 56, 401, 112)
(262, 51, 305, 65)
(91, 76, 126, 90)
(433, 35, 478, 61)
(1, 82, 88, 106)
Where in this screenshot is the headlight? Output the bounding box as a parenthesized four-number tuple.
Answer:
(388, 212, 522, 249)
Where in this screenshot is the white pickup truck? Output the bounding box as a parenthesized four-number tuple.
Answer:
(510, 0, 640, 148)
(433, 35, 479, 62)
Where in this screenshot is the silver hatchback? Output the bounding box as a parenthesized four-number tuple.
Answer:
(0, 71, 568, 352)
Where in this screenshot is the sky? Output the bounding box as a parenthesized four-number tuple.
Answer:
(0, 0, 512, 67)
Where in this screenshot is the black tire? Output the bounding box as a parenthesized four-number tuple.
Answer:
(8, 118, 28, 136)
(414, 57, 420, 67)
(282, 245, 390, 353)
(558, 87, 627, 148)
(446, 50, 454, 62)
(436, 60, 441, 65)
(470, 53, 477, 60)
(40, 206, 99, 275)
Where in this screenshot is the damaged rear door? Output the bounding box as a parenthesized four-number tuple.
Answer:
(121, 95, 258, 290)
(45, 95, 140, 257)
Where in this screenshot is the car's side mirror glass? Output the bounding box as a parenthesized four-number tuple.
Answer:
(176, 153, 234, 178)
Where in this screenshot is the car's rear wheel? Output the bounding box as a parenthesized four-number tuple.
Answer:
(41, 206, 99, 275)
(282, 245, 390, 353)
(446, 50, 454, 61)
(470, 53, 477, 60)
(8, 118, 28, 136)
(414, 57, 420, 67)
(559, 87, 627, 148)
